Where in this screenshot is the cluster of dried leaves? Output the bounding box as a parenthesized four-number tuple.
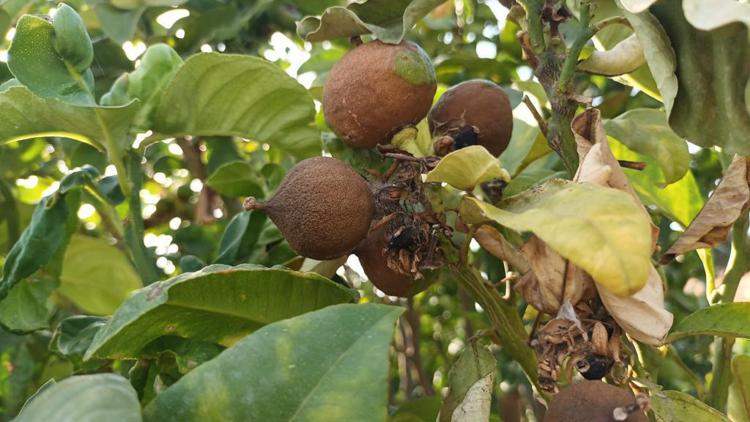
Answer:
(477, 108, 750, 393)
(369, 150, 449, 280)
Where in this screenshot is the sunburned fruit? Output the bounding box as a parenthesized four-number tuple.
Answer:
(245, 157, 374, 260)
(355, 225, 415, 297)
(323, 40, 437, 148)
(545, 380, 647, 422)
(429, 79, 513, 157)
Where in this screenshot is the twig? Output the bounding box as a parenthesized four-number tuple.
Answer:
(523, 96, 548, 135)
(618, 160, 647, 171)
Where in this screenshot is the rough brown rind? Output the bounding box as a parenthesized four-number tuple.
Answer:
(428, 79, 513, 157)
(264, 157, 374, 260)
(355, 225, 415, 297)
(544, 380, 647, 422)
(323, 41, 437, 148)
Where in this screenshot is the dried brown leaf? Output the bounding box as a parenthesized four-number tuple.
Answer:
(664, 156, 750, 258)
(474, 226, 530, 273)
(516, 237, 595, 314)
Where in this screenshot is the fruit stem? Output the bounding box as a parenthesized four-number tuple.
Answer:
(243, 197, 266, 211)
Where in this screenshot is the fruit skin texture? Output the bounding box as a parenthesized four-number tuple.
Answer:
(355, 225, 414, 297)
(323, 40, 437, 148)
(260, 157, 374, 260)
(544, 380, 646, 422)
(428, 79, 513, 157)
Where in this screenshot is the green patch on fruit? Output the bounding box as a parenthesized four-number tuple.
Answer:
(393, 48, 436, 86)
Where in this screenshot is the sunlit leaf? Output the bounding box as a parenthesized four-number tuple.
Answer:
(683, 0, 750, 31)
(425, 146, 510, 190)
(298, 0, 445, 44)
(8, 15, 94, 105)
(669, 303, 750, 341)
(205, 161, 264, 198)
(650, 390, 729, 422)
(604, 108, 689, 185)
(143, 304, 402, 421)
(578, 34, 645, 76)
(153, 53, 320, 157)
(0, 86, 139, 151)
(84, 264, 357, 360)
(59, 235, 142, 315)
(460, 180, 652, 296)
(15, 374, 141, 422)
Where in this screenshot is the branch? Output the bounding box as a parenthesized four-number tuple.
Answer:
(708, 211, 748, 410)
(518, 0, 546, 55)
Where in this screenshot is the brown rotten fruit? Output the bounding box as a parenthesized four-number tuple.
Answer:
(429, 79, 513, 157)
(355, 225, 415, 297)
(245, 157, 374, 260)
(323, 40, 437, 148)
(545, 380, 647, 422)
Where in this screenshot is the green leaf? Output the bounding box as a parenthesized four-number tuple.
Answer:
(0, 192, 73, 301)
(649, 0, 750, 155)
(425, 146, 511, 190)
(650, 390, 729, 422)
(668, 303, 750, 341)
(498, 119, 548, 177)
(50, 315, 108, 364)
(608, 138, 703, 227)
(214, 211, 266, 265)
(0, 86, 139, 151)
(0, 273, 57, 332)
(604, 108, 688, 185)
(298, 0, 445, 44)
(8, 15, 94, 105)
(460, 180, 652, 296)
(621, 4, 678, 111)
(729, 354, 750, 422)
(438, 341, 496, 422)
(391, 397, 441, 422)
(91, 3, 144, 44)
(84, 264, 357, 360)
(153, 53, 320, 157)
(101, 44, 183, 131)
(15, 374, 142, 422)
(205, 161, 264, 198)
(59, 235, 142, 315)
(143, 303, 403, 422)
(52, 4, 94, 72)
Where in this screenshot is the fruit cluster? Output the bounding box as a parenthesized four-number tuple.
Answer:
(245, 40, 514, 297)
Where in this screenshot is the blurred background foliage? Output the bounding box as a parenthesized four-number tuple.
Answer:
(0, 0, 745, 420)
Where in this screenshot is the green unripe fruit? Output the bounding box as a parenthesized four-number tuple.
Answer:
(246, 157, 374, 260)
(545, 381, 646, 422)
(323, 40, 437, 149)
(52, 4, 94, 72)
(429, 79, 513, 157)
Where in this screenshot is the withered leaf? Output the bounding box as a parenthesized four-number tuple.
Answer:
(663, 156, 750, 260)
(572, 108, 673, 346)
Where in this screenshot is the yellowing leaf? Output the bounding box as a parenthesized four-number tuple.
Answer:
(460, 179, 652, 296)
(578, 34, 645, 76)
(59, 235, 142, 315)
(572, 108, 672, 345)
(729, 355, 750, 422)
(426, 146, 510, 190)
